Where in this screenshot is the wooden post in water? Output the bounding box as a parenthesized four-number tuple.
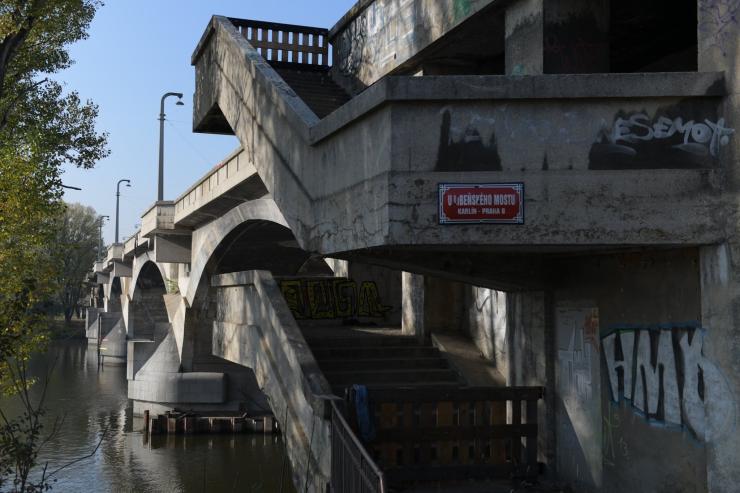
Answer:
(96, 316, 102, 369)
(144, 410, 150, 433)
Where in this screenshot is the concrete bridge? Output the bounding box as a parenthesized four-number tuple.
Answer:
(89, 1, 740, 492)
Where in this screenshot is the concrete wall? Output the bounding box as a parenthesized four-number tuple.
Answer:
(99, 313, 127, 365)
(211, 271, 333, 493)
(697, 3, 740, 490)
(464, 285, 508, 374)
(347, 261, 402, 325)
(330, 0, 497, 92)
(552, 249, 707, 493)
(402, 271, 425, 337)
(193, 17, 728, 255)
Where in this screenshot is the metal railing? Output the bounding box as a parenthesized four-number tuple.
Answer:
(229, 18, 330, 66)
(330, 400, 386, 493)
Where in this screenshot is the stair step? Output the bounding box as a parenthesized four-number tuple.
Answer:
(324, 368, 460, 386)
(331, 381, 461, 395)
(305, 335, 421, 348)
(319, 358, 449, 372)
(312, 346, 440, 360)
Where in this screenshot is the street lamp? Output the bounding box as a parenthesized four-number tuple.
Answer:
(158, 92, 184, 201)
(115, 179, 131, 243)
(98, 215, 109, 260)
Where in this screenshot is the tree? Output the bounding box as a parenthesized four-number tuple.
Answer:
(0, 1, 108, 490)
(0, 1, 108, 170)
(0, 0, 108, 374)
(52, 203, 99, 323)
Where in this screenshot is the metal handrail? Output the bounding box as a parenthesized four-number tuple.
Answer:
(330, 400, 386, 493)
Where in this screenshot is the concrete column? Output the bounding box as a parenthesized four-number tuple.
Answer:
(506, 291, 556, 473)
(700, 244, 740, 492)
(542, 0, 609, 74)
(698, 6, 740, 490)
(505, 0, 544, 75)
(326, 258, 349, 277)
(402, 272, 425, 338)
(423, 276, 465, 334)
(506, 0, 609, 75)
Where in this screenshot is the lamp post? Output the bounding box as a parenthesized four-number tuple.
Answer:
(158, 92, 184, 201)
(98, 215, 109, 260)
(115, 179, 131, 243)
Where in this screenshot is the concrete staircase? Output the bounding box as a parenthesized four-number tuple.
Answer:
(301, 325, 546, 491)
(302, 328, 462, 395)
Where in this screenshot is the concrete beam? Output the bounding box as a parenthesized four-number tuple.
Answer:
(112, 260, 132, 278)
(141, 201, 189, 238)
(154, 234, 192, 264)
(105, 243, 124, 264)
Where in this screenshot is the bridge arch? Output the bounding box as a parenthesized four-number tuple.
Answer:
(129, 260, 170, 340)
(128, 255, 169, 301)
(105, 276, 123, 312)
(185, 198, 324, 305)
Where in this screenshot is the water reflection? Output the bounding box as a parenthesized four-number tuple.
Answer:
(1, 342, 295, 492)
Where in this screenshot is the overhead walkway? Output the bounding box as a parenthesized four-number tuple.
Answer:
(191, 15, 727, 268)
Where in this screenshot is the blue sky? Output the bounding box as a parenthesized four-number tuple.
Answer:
(60, 0, 356, 244)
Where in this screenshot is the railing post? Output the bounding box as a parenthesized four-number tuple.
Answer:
(228, 18, 330, 67)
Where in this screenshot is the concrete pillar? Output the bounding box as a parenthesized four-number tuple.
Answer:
(505, 0, 609, 75)
(502, 290, 557, 473)
(542, 0, 609, 74)
(326, 258, 349, 277)
(402, 272, 425, 338)
(505, 0, 544, 75)
(423, 276, 465, 334)
(698, 5, 740, 490)
(700, 244, 740, 492)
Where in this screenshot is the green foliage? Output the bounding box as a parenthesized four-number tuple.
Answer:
(51, 202, 99, 323)
(0, 1, 109, 170)
(0, 0, 108, 368)
(0, 149, 61, 378)
(0, 2, 108, 489)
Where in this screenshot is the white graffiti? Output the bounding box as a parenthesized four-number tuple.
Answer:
(607, 114, 735, 157)
(559, 327, 594, 400)
(603, 328, 736, 441)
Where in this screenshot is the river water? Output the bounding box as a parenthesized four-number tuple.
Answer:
(1, 341, 295, 492)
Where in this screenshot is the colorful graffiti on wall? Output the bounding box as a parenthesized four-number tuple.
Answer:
(279, 278, 392, 320)
(602, 326, 736, 441)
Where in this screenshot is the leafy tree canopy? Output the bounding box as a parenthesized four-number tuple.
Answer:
(52, 202, 99, 322)
(0, 0, 108, 168)
(0, 0, 108, 382)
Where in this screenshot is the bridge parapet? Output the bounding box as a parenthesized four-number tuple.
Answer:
(123, 230, 146, 259)
(173, 147, 266, 229)
(105, 243, 124, 264)
(141, 201, 177, 237)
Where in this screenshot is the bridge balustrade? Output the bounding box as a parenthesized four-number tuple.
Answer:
(229, 18, 329, 66)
